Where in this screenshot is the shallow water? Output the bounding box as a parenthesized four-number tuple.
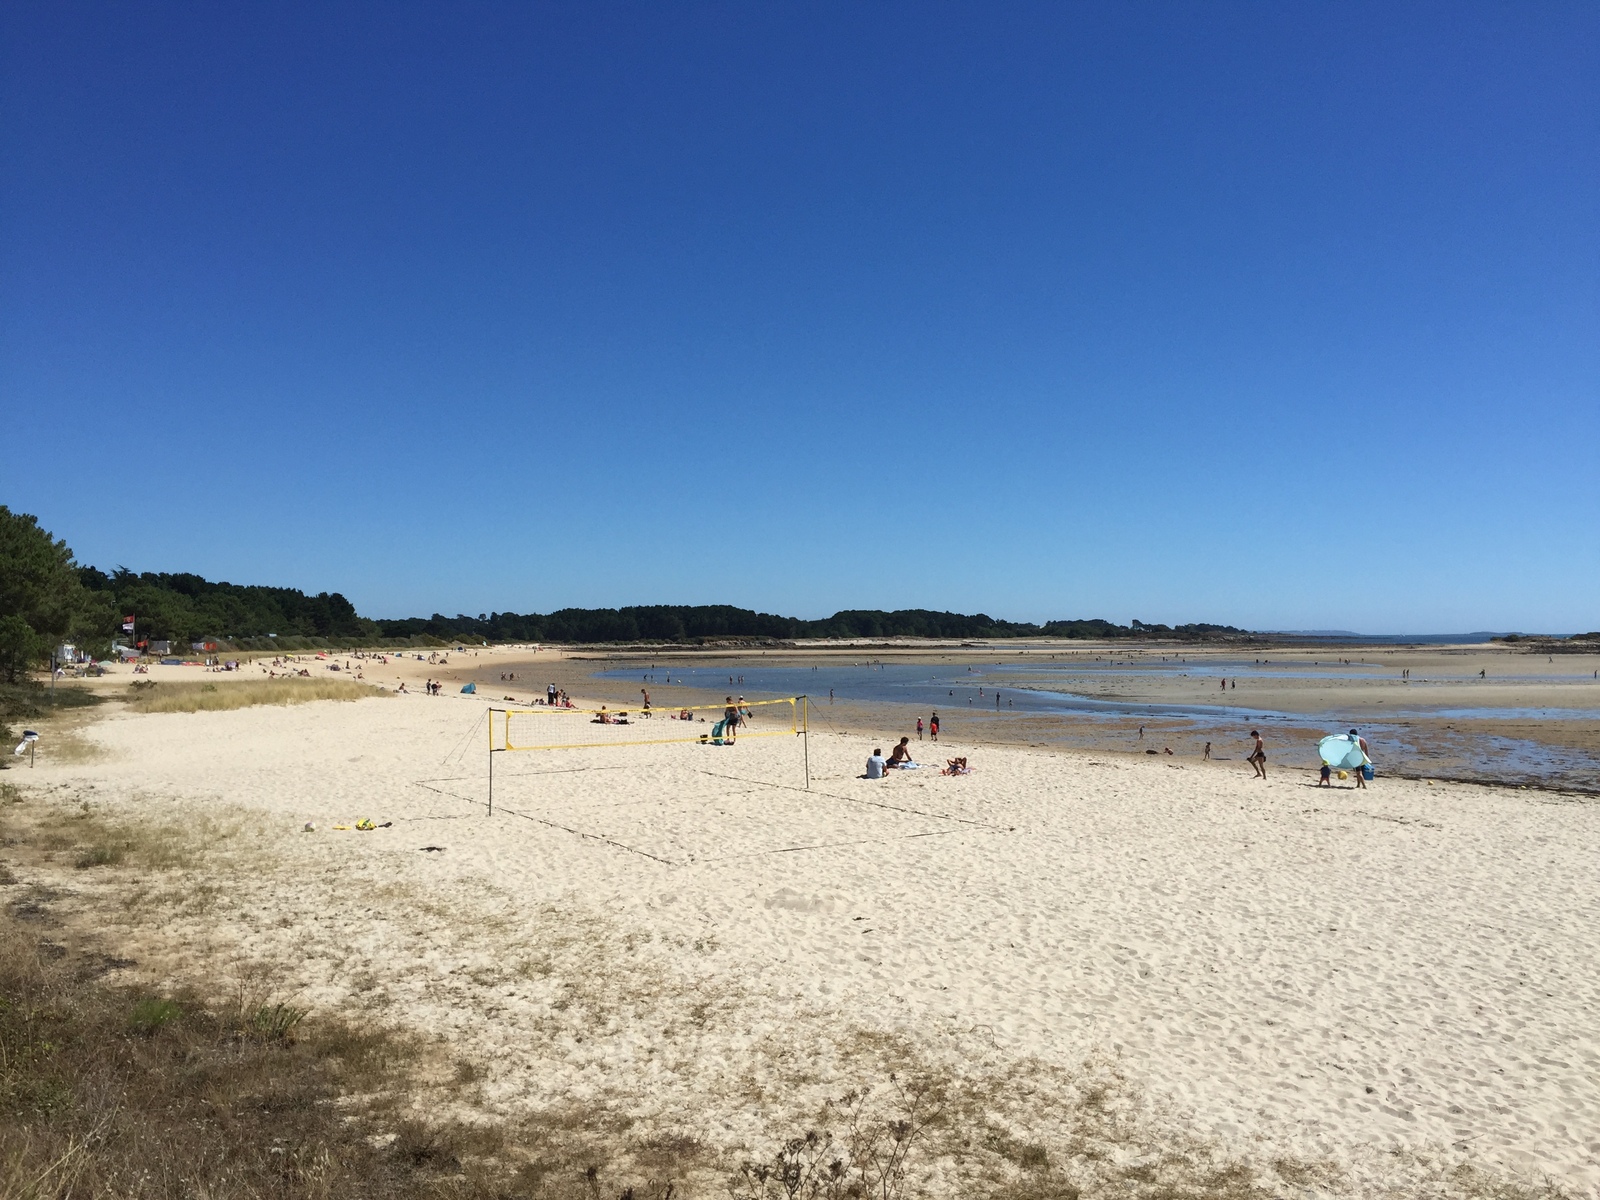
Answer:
(597, 662, 1600, 791)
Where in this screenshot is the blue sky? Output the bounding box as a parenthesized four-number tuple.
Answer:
(4, 3, 1596, 632)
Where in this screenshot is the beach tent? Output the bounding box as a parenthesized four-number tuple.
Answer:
(460, 682, 476, 694)
(1318, 733, 1368, 770)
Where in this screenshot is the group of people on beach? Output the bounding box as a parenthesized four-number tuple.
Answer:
(1244, 727, 1372, 787)
(865, 735, 968, 779)
(865, 736, 917, 777)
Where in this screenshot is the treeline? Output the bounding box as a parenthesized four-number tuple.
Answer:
(1, 507, 382, 681)
(79, 568, 371, 644)
(371, 606, 1244, 644)
(2, 506, 1248, 685)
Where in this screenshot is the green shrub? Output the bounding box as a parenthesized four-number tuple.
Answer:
(74, 842, 126, 869)
(247, 1002, 306, 1043)
(129, 998, 182, 1035)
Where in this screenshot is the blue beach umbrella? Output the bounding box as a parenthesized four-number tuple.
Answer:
(1318, 733, 1368, 770)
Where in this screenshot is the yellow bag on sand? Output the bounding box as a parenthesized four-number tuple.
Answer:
(355, 818, 375, 831)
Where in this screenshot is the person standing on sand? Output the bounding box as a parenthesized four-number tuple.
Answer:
(724, 696, 739, 742)
(917, 717, 924, 740)
(1247, 729, 1267, 778)
(1203, 741, 1211, 760)
(930, 713, 940, 742)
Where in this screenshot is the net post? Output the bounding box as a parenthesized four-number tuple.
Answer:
(487, 708, 495, 816)
(801, 695, 810, 790)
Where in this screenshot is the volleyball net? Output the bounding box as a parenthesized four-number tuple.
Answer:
(489, 695, 807, 753)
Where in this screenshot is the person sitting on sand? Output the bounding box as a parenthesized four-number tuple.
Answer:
(865, 749, 887, 779)
(941, 757, 970, 776)
(887, 737, 915, 768)
(593, 706, 613, 725)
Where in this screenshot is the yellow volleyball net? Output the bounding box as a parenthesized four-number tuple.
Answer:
(489, 695, 804, 752)
(485, 696, 810, 812)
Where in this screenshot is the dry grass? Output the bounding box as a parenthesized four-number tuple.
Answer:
(12, 802, 201, 875)
(124, 677, 389, 714)
(0, 801, 708, 1199)
(0, 901, 436, 1199)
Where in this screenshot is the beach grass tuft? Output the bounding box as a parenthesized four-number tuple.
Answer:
(125, 676, 389, 713)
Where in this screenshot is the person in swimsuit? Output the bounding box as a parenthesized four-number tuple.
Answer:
(887, 737, 914, 768)
(1247, 729, 1267, 779)
(724, 697, 739, 742)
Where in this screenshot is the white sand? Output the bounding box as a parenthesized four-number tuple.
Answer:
(28, 688, 1600, 1194)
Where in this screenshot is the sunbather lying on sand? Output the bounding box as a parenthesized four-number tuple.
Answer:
(941, 757, 970, 776)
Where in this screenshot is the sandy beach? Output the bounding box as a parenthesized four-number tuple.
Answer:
(6, 651, 1597, 1197)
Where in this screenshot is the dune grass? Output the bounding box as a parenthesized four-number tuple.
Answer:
(125, 676, 389, 714)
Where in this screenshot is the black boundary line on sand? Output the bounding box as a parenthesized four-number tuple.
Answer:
(693, 768, 1013, 832)
(412, 770, 1003, 864)
(415, 778, 678, 865)
(695, 828, 962, 864)
(415, 765, 631, 785)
